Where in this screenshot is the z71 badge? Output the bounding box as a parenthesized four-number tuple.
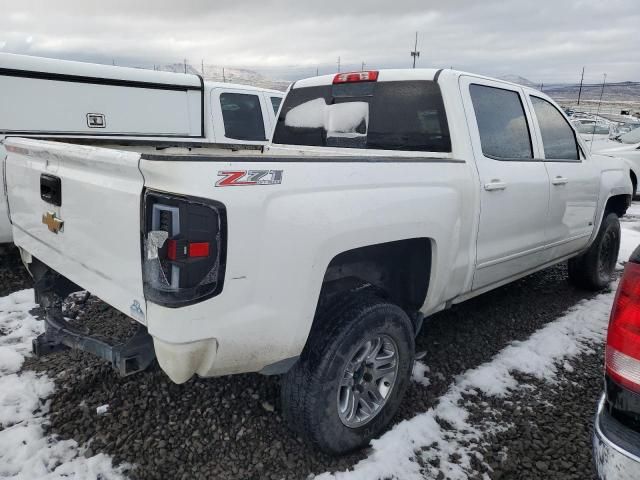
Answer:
(216, 170, 283, 187)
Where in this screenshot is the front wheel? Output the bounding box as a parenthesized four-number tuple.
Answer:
(568, 212, 621, 291)
(280, 293, 415, 455)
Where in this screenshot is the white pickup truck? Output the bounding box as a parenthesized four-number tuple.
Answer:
(0, 52, 284, 243)
(3, 69, 632, 454)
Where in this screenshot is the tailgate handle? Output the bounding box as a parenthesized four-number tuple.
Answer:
(41, 174, 62, 206)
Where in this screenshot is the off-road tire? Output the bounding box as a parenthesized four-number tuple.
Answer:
(568, 212, 620, 290)
(280, 292, 415, 455)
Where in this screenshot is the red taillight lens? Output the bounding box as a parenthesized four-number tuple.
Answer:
(166, 239, 210, 261)
(606, 262, 640, 393)
(333, 71, 379, 84)
(189, 242, 210, 258)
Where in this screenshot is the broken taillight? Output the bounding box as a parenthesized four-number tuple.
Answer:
(606, 262, 640, 393)
(142, 190, 226, 308)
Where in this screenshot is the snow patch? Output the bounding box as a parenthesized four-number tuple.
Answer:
(411, 361, 431, 387)
(620, 202, 640, 263)
(0, 289, 127, 479)
(284, 98, 369, 136)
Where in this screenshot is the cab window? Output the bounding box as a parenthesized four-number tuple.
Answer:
(469, 84, 533, 160)
(219, 93, 266, 141)
(270, 96, 282, 114)
(531, 96, 579, 161)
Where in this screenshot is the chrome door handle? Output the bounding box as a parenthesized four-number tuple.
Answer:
(552, 176, 569, 185)
(484, 180, 507, 191)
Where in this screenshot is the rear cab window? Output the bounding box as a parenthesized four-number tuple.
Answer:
(272, 80, 451, 152)
(469, 84, 533, 160)
(219, 92, 266, 141)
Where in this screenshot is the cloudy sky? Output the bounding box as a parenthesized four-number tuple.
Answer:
(0, 0, 638, 84)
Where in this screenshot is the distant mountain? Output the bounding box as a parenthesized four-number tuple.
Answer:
(542, 81, 640, 103)
(157, 63, 201, 75)
(497, 75, 538, 88)
(496, 74, 639, 104)
(157, 63, 290, 91)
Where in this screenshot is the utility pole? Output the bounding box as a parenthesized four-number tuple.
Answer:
(183, 59, 187, 74)
(316, 67, 319, 76)
(539, 82, 544, 92)
(577, 66, 585, 106)
(222, 67, 226, 83)
(337, 57, 341, 73)
(201, 59, 205, 75)
(361, 61, 365, 71)
(410, 32, 420, 68)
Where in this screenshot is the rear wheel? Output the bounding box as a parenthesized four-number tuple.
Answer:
(568, 212, 620, 290)
(281, 293, 414, 455)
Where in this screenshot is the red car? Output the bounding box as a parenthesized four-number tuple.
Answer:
(593, 245, 640, 478)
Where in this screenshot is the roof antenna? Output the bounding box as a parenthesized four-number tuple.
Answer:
(590, 73, 607, 153)
(411, 32, 420, 68)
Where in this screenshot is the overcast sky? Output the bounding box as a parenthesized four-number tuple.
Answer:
(0, 0, 638, 84)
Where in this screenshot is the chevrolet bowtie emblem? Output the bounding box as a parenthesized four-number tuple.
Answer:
(42, 211, 64, 234)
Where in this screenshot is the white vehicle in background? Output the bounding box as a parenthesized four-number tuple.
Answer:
(0, 53, 284, 244)
(4, 69, 631, 454)
(594, 128, 640, 197)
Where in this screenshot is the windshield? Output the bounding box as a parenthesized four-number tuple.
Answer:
(272, 80, 451, 152)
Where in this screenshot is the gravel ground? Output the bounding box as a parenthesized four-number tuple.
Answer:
(477, 346, 603, 480)
(3, 244, 607, 480)
(0, 245, 31, 296)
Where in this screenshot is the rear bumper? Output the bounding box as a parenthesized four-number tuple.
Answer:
(33, 305, 156, 376)
(593, 393, 640, 479)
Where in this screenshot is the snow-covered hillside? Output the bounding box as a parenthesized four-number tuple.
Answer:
(157, 63, 290, 91)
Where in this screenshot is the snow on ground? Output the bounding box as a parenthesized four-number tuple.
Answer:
(317, 209, 640, 480)
(620, 202, 640, 262)
(0, 289, 126, 479)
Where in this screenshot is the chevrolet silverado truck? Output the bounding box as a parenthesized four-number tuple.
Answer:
(3, 69, 632, 454)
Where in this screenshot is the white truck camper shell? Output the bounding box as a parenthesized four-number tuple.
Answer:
(0, 53, 285, 243)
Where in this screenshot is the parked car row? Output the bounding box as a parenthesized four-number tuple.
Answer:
(593, 244, 640, 479)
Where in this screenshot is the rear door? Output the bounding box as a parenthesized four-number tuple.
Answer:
(210, 87, 270, 145)
(525, 94, 600, 259)
(5, 138, 146, 322)
(459, 77, 551, 289)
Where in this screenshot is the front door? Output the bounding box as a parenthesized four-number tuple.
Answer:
(460, 77, 550, 289)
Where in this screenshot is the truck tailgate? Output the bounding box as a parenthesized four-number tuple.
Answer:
(4, 138, 147, 322)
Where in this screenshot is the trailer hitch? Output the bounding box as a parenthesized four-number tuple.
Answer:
(32, 307, 156, 376)
(29, 261, 156, 376)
